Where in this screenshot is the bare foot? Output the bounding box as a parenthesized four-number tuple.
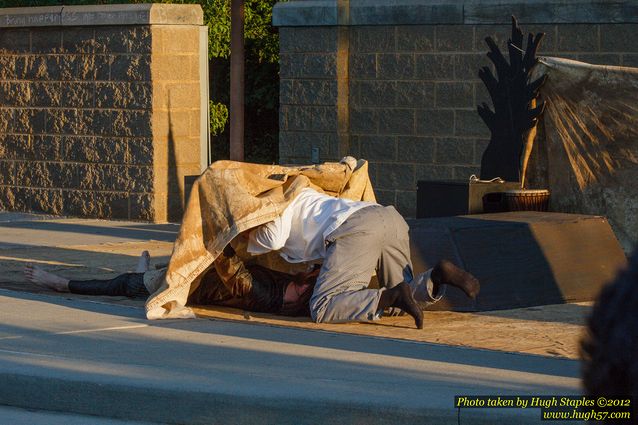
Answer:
(135, 251, 151, 273)
(24, 264, 70, 292)
(431, 260, 480, 299)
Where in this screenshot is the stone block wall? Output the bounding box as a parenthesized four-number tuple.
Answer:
(0, 4, 207, 222)
(275, 0, 638, 216)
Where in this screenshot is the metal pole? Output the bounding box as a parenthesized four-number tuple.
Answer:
(230, 0, 245, 161)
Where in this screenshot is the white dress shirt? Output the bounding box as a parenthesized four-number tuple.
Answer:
(247, 188, 376, 263)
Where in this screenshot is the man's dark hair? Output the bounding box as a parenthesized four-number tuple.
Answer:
(581, 250, 638, 422)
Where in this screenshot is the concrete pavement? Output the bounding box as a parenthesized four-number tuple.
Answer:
(0, 288, 580, 424)
(0, 212, 585, 423)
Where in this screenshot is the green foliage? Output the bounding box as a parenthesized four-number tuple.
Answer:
(0, 0, 281, 164)
(209, 100, 228, 136)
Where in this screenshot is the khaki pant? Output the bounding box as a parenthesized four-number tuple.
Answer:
(309, 205, 441, 323)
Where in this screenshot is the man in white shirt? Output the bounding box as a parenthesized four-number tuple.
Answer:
(247, 187, 479, 328)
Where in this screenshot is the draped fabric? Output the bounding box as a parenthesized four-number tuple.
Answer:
(144, 157, 376, 319)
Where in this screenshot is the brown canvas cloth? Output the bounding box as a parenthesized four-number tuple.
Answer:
(527, 57, 638, 252)
(145, 157, 376, 319)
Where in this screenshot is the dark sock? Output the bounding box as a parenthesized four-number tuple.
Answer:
(431, 260, 480, 299)
(378, 282, 424, 329)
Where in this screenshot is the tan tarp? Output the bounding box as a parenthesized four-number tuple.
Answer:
(528, 57, 638, 252)
(144, 157, 376, 319)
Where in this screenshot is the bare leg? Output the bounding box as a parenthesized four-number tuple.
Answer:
(24, 264, 70, 292)
(136, 250, 151, 273)
(431, 260, 480, 299)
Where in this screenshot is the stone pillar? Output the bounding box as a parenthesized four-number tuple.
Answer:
(273, 0, 638, 217)
(0, 4, 209, 222)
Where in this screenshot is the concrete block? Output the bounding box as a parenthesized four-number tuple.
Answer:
(112, 110, 152, 137)
(0, 29, 30, 54)
(127, 165, 153, 193)
(600, 24, 638, 52)
(22, 56, 61, 81)
(415, 54, 457, 80)
(415, 164, 455, 181)
(65, 136, 126, 164)
(397, 136, 435, 163)
(130, 193, 154, 221)
(32, 135, 62, 161)
(61, 82, 94, 108)
(454, 109, 488, 137)
(359, 134, 397, 160)
(378, 108, 414, 134)
(94, 26, 151, 54)
(279, 79, 293, 105)
(280, 53, 337, 79)
(349, 53, 376, 79)
(29, 188, 64, 215)
(0, 161, 15, 186)
(281, 131, 336, 159)
(375, 161, 415, 190)
(152, 54, 197, 81)
(557, 24, 599, 52)
(436, 26, 474, 52)
(63, 190, 129, 219)
(397, 81, 435, 108)
(0, 134, 29, 160)
(283, 105, 312, 131)
(0, 109, 13, 134)
(396, 190, 416, 217)
(110, 55, 151, 81)
(14, 109, 46, 134)
(435, 82, 474, 108)
(0, 55, 17, 79)
(30, 82, 62, 107)
(279, 27, 337, 53)
(374, 188, 395, 206)
(416, 109, 454, 136)
(96, 82, 152, 109)
(351, 26, 395, 53)
(310, 106, 337, 131)
(155, 26, 199, 54)
(435, 137, 475, 165)
(16, 161, 78, 189)
(453, 165, 480, 179)
(290, 80, 338, 106)
(0, 82, 24, 107)
(397, 25, 435, 52)
(354, 80, 397, 107)
(78, 163, 126, 191)
(127, 137, 153, 165)
(62, 27, 96, 53)
(30, 28, 62, 53)
(350, 107, 377, 133)
(377, 53, 415, 79)
(455, 53, 488, 80)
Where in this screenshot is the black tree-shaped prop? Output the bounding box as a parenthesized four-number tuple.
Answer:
(478, 16, 547, 183)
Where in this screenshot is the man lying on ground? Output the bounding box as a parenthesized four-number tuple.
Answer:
(247, 187, 481, 328)
(24, 245, 316, 317)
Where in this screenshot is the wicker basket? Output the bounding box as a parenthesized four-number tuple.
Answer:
(503, 189, 550, 212)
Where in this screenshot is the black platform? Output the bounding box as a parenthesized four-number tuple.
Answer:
(407, 212, 627, 311)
